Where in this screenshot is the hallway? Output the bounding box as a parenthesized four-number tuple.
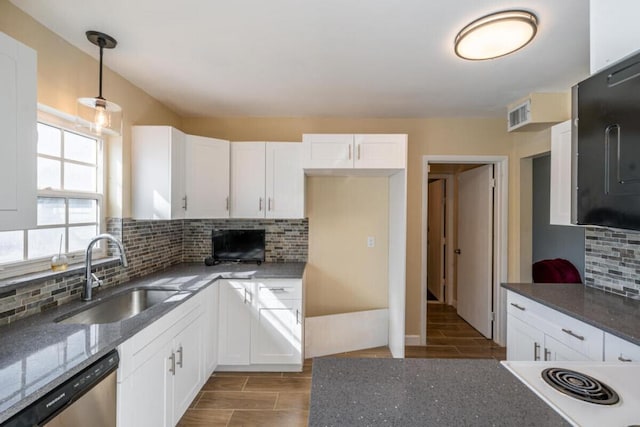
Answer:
(406, 304, 506, 359)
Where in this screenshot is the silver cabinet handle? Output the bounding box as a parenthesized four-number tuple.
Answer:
(259, 197, 263, 211)
(534, 342, 540, 361)
(268, 198, 272, 211)
(357, 144, 361, 160)
(268, 287, 286, 292)
(561, 328, 585, 341)
(544, 348, 551, 361)
(243, 288, 252, 304)
(348, 144, 352, 160)
(244, 288, 248, 304)
(226, 197, 229, 211)
(182, 195, 188, 210)
(296, 309, 301, 325)
(177, 345, 184, 368)
(169, 352, 176, 375)
(510, 303, 525, 311)
(618, 355, 632, 362)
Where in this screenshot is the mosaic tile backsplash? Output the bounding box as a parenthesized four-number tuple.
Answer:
(0, 217, 308, 325)
(584, 226, 640, 298)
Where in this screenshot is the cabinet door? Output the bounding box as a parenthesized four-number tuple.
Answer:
(218, 280, 252, 365)
(185, 135, 230, 218)
(251, 298, 302, 365)
(230, 142, 266, 218)
(590, 0, 640, 73)
(170, 127, 186, 219)
(550, 120, 573, 226)
(172, 312, 204, 424)
(132, 126, 186, 220)
(204, 285, 219, 376)
(544, 335, 591, 361)
(506, 314, 544, 361)
(265, 143, 304, 218)
(0, 32, 36, 230)
(604, 332, 640, 362)
(302, 134, 353, 169)
(127, 346, 173, 427)
(354, 134, 406, 169)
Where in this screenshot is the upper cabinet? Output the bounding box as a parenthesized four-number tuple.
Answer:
(184, 135, 229, 219)
(549, 120, 574, 226)
(230, 142, 304, 219)
(590, 0, 640, 73)
(132, 126, 231, 220)
(303, 134, 406, 169)
(132, 126, 187, 220)
(0, 32, 37, 231)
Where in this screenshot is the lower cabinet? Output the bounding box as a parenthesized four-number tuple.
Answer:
(604, 332, 640, 362)
(218, 279, 303, 370)
(117, 295, 205, 427)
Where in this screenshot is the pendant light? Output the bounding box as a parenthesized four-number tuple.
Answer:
(77, 31, 122, 135)
(454, 10, 538, 60)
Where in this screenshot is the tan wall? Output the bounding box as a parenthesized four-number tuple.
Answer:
(305, 177, 389, 316)
(183, 116, 514, 335)
(0, 2, 182, 218)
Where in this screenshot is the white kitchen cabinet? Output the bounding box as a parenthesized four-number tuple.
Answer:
(217, 280, 252, 365)
(218, 279, 304, 370)
(0, 32, 37, 231)
(230, 142, 266, 218)
(117, 293, 205, 427)
(184, 135, 230, 218)
(550, 120, 574, 226)
(303, 134, 407, 170)
(506, 291, 603, 361)
(590, 0, 640, 73)
(203, 284, 219, 376)
(604, 332, 640, 363)
(266, 143, 304, 218)
(132, 126, 186, 220)
(230, 142, 304, 219)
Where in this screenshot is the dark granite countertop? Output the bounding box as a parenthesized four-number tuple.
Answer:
(309, 358, 569, 426)
(502, 283, 640, 346)
(0, 262, 305, 423)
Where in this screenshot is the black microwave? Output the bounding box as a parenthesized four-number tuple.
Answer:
(572, 50, 640, 231)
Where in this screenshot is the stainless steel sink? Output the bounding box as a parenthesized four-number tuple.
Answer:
(57, 288, 181, 324)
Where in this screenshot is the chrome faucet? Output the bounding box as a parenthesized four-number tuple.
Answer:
(84, 233, 128, 301)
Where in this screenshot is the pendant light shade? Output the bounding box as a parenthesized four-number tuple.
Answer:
(77, 31, 122, 136)
(454, 10, 538, 60)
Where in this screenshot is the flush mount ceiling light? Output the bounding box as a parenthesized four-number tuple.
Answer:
(77, 31, 122, 135)
(454, 10, 538, 60)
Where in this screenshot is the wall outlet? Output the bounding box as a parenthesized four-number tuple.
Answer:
(367, 236, 375, 248)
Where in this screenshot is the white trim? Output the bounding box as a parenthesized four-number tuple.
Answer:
(421, 155, 509, 347)
(428, 174, 455, 307)
(405, 335, 420, 346)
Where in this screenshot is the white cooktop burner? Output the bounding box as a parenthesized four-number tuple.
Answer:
(501, 361, 640, 427)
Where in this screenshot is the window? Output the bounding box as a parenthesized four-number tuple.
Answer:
(0, 120, 104, 274)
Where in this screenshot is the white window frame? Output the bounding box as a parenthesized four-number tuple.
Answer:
(0, 106, 106, 279)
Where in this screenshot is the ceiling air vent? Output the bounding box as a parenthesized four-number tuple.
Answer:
(506, 93, 570, 132)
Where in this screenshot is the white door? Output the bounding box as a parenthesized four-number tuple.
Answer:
(456, 164, 493, 338)
(185, 135, 230, 218)
(169, 128, 186, 219)
(251, 299, 302, 364)
(427, 180, 445, 302)
(302, 134, 353, 168)
(172, 313, 204, 424)
(354, 134, 406, 169)
(230, 142, 266, 218)
(218, 280, 252, 365)
(128, 345, 173, 427)
(265, 143, 304, 218)
(204, 285, 219, 375)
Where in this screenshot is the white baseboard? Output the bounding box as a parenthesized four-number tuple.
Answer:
(305, 309, 389, 358)
(405, 335, 420, 345)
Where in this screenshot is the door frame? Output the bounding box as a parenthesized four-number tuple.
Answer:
(420, 155, 509, 346)
(427, 174, 455, 305)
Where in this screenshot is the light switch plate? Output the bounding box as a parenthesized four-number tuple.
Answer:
(367, 236, 375, 248)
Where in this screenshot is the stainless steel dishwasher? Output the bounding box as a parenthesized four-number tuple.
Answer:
(3, 350, 119, 427)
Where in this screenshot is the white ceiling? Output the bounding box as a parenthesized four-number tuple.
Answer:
(11, 0, 590, 118)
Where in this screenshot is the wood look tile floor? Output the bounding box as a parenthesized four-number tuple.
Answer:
(178, 305, 504, 426)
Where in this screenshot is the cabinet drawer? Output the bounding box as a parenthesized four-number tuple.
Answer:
(255, 279, 302, 301)
(604, 332, 640, 362)
(506, 291, 542, 324)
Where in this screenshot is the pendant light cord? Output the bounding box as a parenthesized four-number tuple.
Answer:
(98, 37, 105, 99)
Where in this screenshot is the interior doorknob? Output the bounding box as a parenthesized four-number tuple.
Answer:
(454, 249, 461, 254)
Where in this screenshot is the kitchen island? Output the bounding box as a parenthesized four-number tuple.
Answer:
(309, 358, 568, 426)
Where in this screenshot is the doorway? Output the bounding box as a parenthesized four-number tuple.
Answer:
(420, 156, 508, 347)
